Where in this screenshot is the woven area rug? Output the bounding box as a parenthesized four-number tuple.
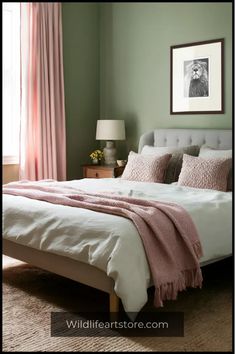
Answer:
(3, 256, 232, 352)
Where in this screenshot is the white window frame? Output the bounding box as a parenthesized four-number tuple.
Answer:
(3, 2, 20, 165)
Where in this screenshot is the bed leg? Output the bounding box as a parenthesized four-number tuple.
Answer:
(109, 291, 119, 321)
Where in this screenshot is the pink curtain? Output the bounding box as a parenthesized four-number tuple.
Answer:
(20, 2, 66, 181)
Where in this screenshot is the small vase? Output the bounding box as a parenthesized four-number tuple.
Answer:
(92, 159, 99, 165)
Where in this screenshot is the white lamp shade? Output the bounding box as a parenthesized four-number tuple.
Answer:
(96, 120, 126, 140)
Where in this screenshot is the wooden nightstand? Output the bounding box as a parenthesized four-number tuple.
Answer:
(82, 164, 125, 179)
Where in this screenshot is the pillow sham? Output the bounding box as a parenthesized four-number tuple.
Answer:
(199, 144, 232, 158)
(121, 151, 171, 183)
(141, 145, 200, 184)
(141, 145, 184, 155)
(177, 154, 232, 192)
(199, 145, 232, 191)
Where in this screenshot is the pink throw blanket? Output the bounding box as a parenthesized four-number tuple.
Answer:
(3, 181, 203, 307)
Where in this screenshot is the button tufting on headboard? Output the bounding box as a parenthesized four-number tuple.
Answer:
(138, 129, 232, 153)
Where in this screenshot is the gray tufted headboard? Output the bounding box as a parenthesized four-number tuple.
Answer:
(138, 129, 232, 153)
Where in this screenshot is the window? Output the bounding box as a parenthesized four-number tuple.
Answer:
(3, 2, 20, 164)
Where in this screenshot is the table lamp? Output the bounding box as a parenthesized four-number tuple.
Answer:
(96, 120, 126, 165)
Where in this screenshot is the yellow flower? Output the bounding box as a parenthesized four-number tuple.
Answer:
(90, 149, 104, 160)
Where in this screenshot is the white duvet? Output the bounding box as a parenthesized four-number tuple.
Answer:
(3, 178, 232, 313)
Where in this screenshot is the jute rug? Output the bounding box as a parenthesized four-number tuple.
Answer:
(3, 256, 232, 352)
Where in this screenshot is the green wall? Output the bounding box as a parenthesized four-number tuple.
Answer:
(62, 3, 99, 179)
(62, 3, 232, 176)
(100, 3, 232, 155)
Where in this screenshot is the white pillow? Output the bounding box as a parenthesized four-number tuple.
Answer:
(141, 145, 183, 156)
(199, 144, 232, 159)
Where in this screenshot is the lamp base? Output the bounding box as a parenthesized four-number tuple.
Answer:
(103, 141, 117, 165)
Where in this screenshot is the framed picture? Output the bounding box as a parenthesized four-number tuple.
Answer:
(170, 38, 224, 114)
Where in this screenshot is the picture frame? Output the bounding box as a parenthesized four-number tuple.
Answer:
(170, 38, 224, 114)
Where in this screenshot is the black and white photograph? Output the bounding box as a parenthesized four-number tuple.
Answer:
(184, 58, 209, 98)
(171, 39, 224, 114)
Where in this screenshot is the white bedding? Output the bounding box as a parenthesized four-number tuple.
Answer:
(3, 178, 232, 313)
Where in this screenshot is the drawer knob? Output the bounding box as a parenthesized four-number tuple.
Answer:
(95, 172, 99, 178)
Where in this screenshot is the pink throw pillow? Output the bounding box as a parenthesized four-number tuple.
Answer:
(121, 151, 171, 183)
(178, 154, 232, 191)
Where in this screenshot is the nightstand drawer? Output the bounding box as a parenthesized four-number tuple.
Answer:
(82, 165, 125, 179)
(85, 168, 113, 178)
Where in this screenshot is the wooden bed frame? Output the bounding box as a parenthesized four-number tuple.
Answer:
(3, 239, 230, 313)
(3, 239, 120, 313)
(3, 128, 232, 314)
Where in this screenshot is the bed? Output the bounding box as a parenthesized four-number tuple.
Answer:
(3, 128, 232, 315)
